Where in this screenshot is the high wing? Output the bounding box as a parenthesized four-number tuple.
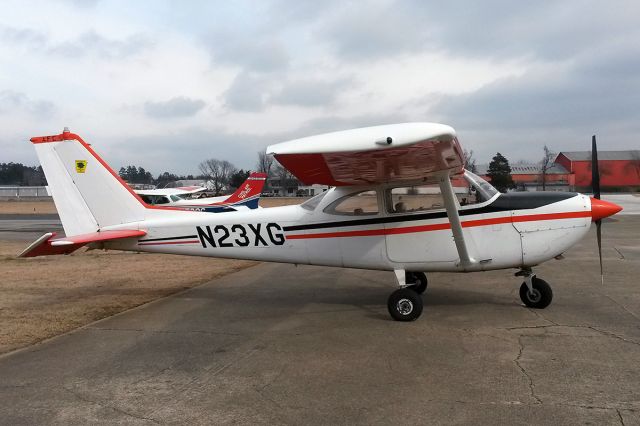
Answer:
(266, 123, 463, 186)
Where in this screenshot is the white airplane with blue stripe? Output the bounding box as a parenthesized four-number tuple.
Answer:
(135, 172, 267, 212)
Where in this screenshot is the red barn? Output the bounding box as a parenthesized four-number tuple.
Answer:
(555, 150, 640, 191)
(476, 163, 571, 191)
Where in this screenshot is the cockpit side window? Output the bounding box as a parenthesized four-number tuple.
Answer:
(385, 186, 444, 214)
(384, 173, 498, 213)
(324, 190, 379, 216)
(140, 195, 154, 204)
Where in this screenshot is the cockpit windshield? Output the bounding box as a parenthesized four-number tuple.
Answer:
(463, 170, 498, 203)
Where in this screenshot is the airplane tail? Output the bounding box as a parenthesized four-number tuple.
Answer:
(218, 172, 267, 209)
(30, 129, 148, 236)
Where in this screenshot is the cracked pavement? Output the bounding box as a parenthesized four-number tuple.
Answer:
(0, 216, 639, 425)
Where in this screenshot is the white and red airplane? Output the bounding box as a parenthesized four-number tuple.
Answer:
(19, 123, 622, 321)
(135, 172, 267, 212)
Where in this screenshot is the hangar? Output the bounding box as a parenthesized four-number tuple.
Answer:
(555, 150, 640, 191)
(478, 150, 640, 192)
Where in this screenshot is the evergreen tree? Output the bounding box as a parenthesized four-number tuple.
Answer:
(0, 163, 46, 185)
(154, 171, 179, 188)
(119, 165, 153, 184)
(487, 152, 514, 193)
(229, 169, 251, 190)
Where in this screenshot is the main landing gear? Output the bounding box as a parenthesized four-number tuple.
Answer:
(516, 269, 553, 309)
(387, 271, 428, 322)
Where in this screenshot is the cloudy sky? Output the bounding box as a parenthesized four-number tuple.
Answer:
(1, 0, 639, 174)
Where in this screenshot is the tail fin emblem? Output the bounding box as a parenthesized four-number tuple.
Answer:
(75, 160, 87, 173)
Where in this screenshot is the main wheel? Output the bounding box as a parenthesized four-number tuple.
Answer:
(519, 277, 553, 309)
(388, 288, 423, 321)
(406, 272, 428, 294)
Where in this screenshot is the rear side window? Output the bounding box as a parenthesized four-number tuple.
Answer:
(301, 191, 328, 211)
(324, 191, 378, 216)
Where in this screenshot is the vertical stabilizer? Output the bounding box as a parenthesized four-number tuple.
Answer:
(31, 129, 146, 236)
(221, 172, 267, 209)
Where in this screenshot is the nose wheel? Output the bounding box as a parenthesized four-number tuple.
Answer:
(388, 270, 427, 321)
(518, 276, 553, 309)
(387, 288, 423, 321)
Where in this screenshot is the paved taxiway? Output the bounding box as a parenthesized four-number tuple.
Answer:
(1, 216, 639, 425)
(0, 214, 61, 241)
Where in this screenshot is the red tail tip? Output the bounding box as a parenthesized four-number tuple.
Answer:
(590, 197, 622, 221)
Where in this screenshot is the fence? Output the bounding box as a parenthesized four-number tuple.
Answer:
(0, 186, 50, 198)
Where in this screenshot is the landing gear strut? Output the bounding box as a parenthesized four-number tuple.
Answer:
(517, 270, 553, 309)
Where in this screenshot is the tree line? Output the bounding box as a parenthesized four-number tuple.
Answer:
(119, 164, 251, 194)
(0, 163, 47, 186)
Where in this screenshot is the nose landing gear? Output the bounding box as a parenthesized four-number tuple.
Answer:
(387, 270, 428, 321)
(517, 270, 553, 309)
(388, 288, 423, 321)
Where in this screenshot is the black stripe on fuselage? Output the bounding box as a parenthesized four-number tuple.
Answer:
(283, 192, 578, 232)
(138, 234, 198, 242)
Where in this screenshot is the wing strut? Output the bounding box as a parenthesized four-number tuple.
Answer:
(438, 173, 475, 268)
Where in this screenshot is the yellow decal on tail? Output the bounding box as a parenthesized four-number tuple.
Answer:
(75, 160, 87, 173)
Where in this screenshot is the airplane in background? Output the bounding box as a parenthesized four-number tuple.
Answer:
(19, 123, 622, 321)
(135, 172, 267, 212)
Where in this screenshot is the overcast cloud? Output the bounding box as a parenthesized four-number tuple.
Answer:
(144, 97, 206, 119)
(0, 0, 638, 174)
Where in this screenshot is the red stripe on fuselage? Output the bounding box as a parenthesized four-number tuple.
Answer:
(285, 210, 591, 240)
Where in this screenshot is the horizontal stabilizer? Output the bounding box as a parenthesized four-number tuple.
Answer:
(19, 229, 146, 258)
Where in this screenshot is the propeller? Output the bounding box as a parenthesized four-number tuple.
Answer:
(592, 135, 603, 285)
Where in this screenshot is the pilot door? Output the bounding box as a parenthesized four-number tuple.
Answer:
(383, 184, 459, 263)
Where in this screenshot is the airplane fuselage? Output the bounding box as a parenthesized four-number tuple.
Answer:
(104, 186, 593, 273)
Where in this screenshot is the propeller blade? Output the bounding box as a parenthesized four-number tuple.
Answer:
(592, 135, 604, 284)
(596, 219, 603, 285)
(592, 135, 601, 199)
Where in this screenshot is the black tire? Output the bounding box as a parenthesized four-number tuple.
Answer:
(388, 288, 423, 321)
(406, 272, 428, 294)
(519, 277, 553, 309)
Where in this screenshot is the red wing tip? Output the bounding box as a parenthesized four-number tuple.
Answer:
(30, 131, 82, 144)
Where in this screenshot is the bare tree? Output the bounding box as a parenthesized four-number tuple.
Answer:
(198, 159, 237, 195)
(540, 145, 555, 191)
(273, 163, 297, 196)
(463, 149, 477, 173)
(256, 150, 274, 175)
